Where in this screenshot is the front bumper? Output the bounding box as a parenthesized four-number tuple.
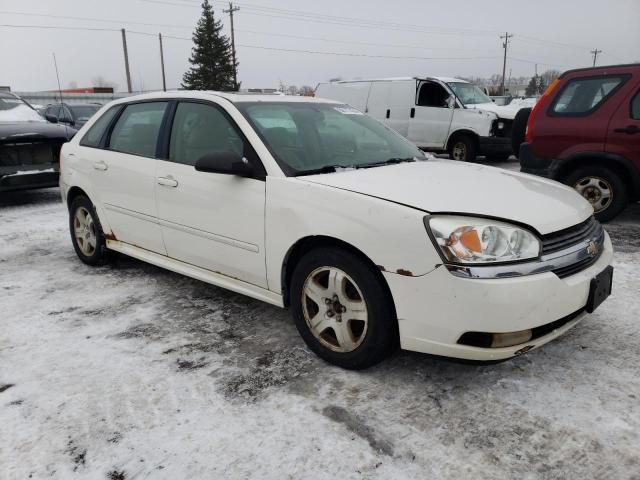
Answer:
(478, 136, 512, 156)
(384, 231, 613, 361)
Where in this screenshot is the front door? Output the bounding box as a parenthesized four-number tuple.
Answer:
(90, 101, 168, 254)
(155, 100, 267, 288)
(407, 81, 454, 148)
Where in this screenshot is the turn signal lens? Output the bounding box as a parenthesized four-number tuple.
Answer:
(428, 216, 541, 264)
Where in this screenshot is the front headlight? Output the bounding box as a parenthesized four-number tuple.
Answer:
(426, 216, 541, 264)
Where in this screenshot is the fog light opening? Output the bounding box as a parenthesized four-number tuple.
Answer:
(490, 330, 533, 348)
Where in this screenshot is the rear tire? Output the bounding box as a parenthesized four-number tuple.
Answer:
(69, 195, 109, 266)
(290, 247, 397, 370)
(511, 107, 532, 157)
(448, 134, 477, 162)
(563, 166, 629, 222)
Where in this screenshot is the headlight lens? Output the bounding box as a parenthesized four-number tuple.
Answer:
(427, 216, 541, 264)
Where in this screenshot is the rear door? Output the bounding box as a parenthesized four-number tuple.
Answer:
(89, 101, 168, 254)
(407, 80, 454, 148)
(606, 78, 640, 172)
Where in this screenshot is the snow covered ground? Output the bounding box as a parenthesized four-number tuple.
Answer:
(1, 170, 639, 479)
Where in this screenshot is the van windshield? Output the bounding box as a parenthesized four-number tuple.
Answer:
(447, 82, 493, 105)
(236, 102, 425, 176)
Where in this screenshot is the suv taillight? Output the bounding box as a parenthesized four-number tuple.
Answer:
(525, 78, 561, 143)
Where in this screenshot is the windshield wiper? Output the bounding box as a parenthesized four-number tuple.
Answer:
(354, 157, 417, 169)
(294, 165, 350, 176)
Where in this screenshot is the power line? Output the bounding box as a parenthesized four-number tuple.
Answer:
(591, 48, 603, 67)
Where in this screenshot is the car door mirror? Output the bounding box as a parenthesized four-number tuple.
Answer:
(194, 151, 254, 177)
(45, 113, 58, 123)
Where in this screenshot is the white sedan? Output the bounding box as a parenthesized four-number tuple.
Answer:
(59, 92, 613, 369)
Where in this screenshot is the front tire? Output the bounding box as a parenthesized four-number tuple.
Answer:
(69, 195, 109, 265)
(448, 134, 478, 162)
(564, 166, 629, 222)
(290, 247, 397, 370)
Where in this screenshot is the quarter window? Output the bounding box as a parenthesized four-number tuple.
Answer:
(169, 102, 245, 166)
(108, 102, 167, 157)
(551, 76, 628, 115)
(80, 106, 119, 148)
(632, 91, 640, 120)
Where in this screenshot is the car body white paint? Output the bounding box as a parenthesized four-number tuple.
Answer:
(315, 77, 519, 150)
(60, 91, 613, 362)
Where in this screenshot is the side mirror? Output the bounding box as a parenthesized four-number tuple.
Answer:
(195, 151, 254, 177)
(45, 114, 58, 123)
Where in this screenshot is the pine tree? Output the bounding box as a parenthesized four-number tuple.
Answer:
(181, 0, 238, 91)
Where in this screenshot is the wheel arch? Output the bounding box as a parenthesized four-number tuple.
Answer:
(66, 186, 90, 211)
(281, 235, 397, 318)
(446, 129, 479, 152)
(555, 152, 640, 199)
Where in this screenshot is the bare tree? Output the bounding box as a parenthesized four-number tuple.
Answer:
(541, 69, 561, 86)
(286, 85, 299, 96)
(299, 85, 315, 96)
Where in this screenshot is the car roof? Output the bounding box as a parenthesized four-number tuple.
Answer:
(561, 63, 640, 78)
(107, 90, 343, 106)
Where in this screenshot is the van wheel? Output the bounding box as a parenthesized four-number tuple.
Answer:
(290, 247, 397, 370)
(564, 166, 628, 222)
(69, 195, 109, 265)
(449, 134, 477, 162)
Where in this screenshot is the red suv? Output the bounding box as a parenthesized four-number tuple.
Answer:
(519, 64, 640, 221)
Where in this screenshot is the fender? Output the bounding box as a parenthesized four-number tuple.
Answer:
(553, 151, 640, 198)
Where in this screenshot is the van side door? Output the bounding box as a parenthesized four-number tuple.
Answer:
(407, 80, 455, 148)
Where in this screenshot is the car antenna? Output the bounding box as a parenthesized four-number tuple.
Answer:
(52, 52, 68, 134)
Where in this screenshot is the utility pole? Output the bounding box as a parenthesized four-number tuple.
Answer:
(159, 33, 167, 92)
(223, 2, 240, 90)
(500, 32, 513, 96)
(121, 28, 132, 93)
(591, 48, 602, 67)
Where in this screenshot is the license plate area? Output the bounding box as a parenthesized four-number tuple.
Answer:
(586, 265, 613, 313)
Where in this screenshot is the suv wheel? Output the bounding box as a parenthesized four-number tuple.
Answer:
(69, 195, 109, 265)
(564, 166, 629, 222)
(449, 134, 477, 162)
(290, 247, 397, 369)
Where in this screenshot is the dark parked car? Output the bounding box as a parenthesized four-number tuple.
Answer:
(519, 63, 640, 221)
(0, 92, 76, 192)
(44, 103, 101, 130)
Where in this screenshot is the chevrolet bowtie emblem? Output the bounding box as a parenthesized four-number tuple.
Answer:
(586, 241, 599, 256)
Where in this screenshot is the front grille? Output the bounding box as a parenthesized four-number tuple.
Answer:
(541, 216, 603, 255)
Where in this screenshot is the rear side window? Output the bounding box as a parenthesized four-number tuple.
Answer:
(632, 91, 640, 120)
(108, 102, 167, 157)
(80, 106, 119, 148)
(551, 75, 628, 116)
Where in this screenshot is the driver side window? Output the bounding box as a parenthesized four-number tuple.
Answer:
(416, 82, 450, 108)
(169, 102, 245, 166)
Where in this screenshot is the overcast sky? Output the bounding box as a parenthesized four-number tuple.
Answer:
(1, 0, 638, 92)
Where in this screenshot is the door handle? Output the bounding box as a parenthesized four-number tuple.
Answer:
(92, 161, 108, 171)
(614, 125, 640, 134)
(157, 176, 178, 188)
(410, 107, 415, 118)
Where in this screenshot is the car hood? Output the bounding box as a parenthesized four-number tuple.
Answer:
(300, 160, 593, 235)
(0, 121, 76, 145)
(463, 102, 522, 120)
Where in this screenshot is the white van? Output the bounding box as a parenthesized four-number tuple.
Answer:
(316, 77, 517, 162)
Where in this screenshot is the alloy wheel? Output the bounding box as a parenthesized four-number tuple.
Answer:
(574, 176, 613, 213)
(301, 266, 368, 353)
(73, 207, 97, 256)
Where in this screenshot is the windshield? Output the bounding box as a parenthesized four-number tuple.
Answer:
(70, 105, 100, 121)
(236, 102, 425, 175)
(0, 93, 44, 123)
(447, 82, 493, 106)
